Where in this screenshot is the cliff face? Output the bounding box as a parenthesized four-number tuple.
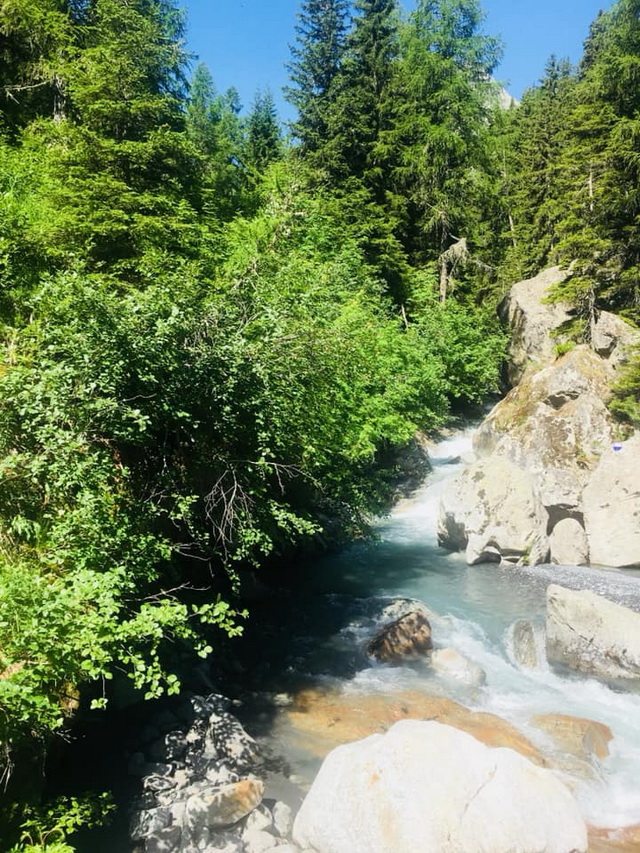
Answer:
(438, 268, 640, 568)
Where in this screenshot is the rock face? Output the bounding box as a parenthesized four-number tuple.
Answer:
(546, 584, 640, 682)
(292, 719, 588, 853)
(366, 610, 433, 662)
(499, 266, 573, 387)
(438, 456, 550, 565)
(439, 266, 640, 568)
(582, 433, 640, 567)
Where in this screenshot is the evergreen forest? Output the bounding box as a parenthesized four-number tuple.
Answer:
(1, 0, 640, 848)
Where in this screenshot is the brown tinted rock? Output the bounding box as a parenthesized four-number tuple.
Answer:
(531, 713, 613, 762)
(285, 689, 544, 766)
(184, 779, 264, 833)
(367, 611, 432, 662)
(588, 824, 640, 852)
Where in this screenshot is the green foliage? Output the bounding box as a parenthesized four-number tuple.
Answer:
(0, 0, 510, 838)
(610, 345, 640, 426)
(7, 793, 115, 853)
(285, 0, 350, 152)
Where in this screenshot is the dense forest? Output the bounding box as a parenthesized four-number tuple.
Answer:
(0, 0, 639, 848)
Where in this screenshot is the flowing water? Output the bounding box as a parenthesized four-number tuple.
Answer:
(250, 427, 640, 832)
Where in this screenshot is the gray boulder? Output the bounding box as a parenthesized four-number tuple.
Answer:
(546, 584, 640, 682)
(292, 719, 587, 853)
(498, 266, 573, 387)
(591, 310, 640, 368)
(549, 518, 589, 566)
(582, 433, 640, 568)
(438, 456, 550, 565)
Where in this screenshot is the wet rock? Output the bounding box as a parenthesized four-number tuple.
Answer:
(286, 688, 544, 766)
(510, 620, 540, 669)
(530, 713, 613, 763)
(430, 648, 486, 685)
(293, 720, 587, 853)
(582, 434, 640, 568)
(367, 610, 433, 662)
(546, 584, 640, 682)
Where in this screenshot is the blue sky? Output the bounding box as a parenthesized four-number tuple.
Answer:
(182, 0, 613, 118)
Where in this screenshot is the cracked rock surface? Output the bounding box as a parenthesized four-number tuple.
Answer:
(292, 719, 588, 853)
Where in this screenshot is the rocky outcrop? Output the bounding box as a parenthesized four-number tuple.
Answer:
(292, 720, 588, 853)
(128, 694, 296, 853)
(546, 585, 640, 683)
(438, 456, 550, 564)
(439, 267, 640, 568)
(366, 610, 433, 662)
(582, 433, 640, 567)
(499, 266, 573, 387)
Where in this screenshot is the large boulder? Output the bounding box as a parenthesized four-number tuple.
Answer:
(438, 456, 550, 565)
(292, 720, 587, 853)
(499, 266, 573, 387)
(546, 584, 640, 682)
(582, 433, 640, 568)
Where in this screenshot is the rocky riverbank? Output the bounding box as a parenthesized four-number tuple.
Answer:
(438, 267, 640, 568)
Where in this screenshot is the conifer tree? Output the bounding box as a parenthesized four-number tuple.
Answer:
(285, 0, 350, 153)
(245, 89, 282, 175)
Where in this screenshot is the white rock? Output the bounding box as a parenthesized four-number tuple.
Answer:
(583, 433, 640, 567)
(438, 456, 550, 565)
(546, 584, 640, 682)
(430, 648, 486, 685)
(293, 720, 587, 853)
(549, 518, 589, 565)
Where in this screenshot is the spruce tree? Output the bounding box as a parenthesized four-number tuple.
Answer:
(285, 0, 350, 154)
(245, 89, 282, 175)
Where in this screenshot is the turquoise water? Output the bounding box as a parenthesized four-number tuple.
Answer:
(262, 428, 640, 830)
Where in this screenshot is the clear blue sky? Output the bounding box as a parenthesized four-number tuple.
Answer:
(182, 0, 613, 118)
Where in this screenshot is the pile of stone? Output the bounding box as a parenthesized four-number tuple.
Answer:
(128, 693, 297, 853)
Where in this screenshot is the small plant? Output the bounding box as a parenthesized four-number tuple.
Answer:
(7, 794, 115, 853)
(554, 340, 575, 358)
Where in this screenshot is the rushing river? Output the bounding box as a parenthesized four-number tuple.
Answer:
(246, 427, 640, 833)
